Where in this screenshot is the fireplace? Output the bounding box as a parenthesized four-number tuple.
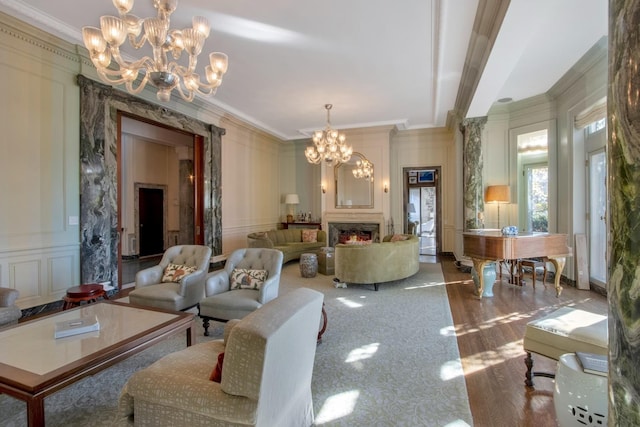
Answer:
(328, 222, 380, 247)
(324, 212, 385, 247)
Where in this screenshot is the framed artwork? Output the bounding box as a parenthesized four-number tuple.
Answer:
(408, 176, 417, 184)
(417, 170, 435, 183)
(408, 171, 417, 177)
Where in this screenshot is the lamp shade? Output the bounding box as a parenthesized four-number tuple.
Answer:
(408, 203, 416, 213)
(285, 194, 300, 204)
(485, 185, 510, 203)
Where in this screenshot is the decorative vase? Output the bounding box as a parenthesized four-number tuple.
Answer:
(471, 262, 497, 297)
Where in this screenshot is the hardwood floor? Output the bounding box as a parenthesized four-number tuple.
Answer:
(440, 255, 607, 427)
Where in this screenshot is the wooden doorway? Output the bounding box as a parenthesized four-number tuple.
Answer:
(117, 113, 205, 286)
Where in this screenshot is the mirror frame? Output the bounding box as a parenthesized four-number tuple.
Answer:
(334, 152, 374, 209)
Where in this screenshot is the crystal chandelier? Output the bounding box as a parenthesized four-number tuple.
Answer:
(82, 0, 229, 103)
(305, 104, 352, 165)
(352, 158, 374, 181)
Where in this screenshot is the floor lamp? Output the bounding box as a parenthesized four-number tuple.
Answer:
(485, 185, 510, 228)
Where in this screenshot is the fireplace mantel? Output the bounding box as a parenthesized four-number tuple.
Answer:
(324, 212, 385, 246)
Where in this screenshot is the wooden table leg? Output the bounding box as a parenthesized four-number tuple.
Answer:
(545, 256, 566, 297)
(27, 395, 45, 427)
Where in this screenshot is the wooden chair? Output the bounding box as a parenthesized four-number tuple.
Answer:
(518, 259, 547, 287)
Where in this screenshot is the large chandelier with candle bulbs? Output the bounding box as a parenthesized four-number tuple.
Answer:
(305, 104, 352, 165)
(82, 0, 229, 102)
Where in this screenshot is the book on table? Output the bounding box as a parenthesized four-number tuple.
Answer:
(575, 351, 607, 377)
(54, 315, 100, 339)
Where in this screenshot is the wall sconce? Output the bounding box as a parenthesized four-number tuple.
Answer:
(384, 182, 389, 193)
(321, 184, 326, 194)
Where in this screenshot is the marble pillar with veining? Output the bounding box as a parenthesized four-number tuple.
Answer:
(461, 117, 487, 230)
(608, 1, 640, 424)
(78, 75, 223, 288)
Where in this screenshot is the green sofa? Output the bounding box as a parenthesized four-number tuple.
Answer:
(334, 234, 419, 290)
(247, 228, 327, 264)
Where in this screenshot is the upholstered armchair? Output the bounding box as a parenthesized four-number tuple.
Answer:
(198, 248, 283, 336)
(119, 288, 323, 427)
(129, 245, 212, 312)
(0, 287, 21, 327)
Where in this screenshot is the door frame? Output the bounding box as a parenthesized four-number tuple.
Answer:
(402, 166, 442, 254)
(116, 111, 205, 286)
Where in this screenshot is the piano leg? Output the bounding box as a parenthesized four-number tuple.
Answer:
(545, 256, 566, 297)
(471, 258, 491, 299)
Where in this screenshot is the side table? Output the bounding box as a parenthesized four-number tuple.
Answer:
(317, 247, 335, 275)
(300, 253, 318, 278)
(62, 284, 109, 310)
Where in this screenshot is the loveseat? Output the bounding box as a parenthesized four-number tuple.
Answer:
(335, 234, 419, 290)
(247, 228, 327, 263)
(119, 288, 324, 427)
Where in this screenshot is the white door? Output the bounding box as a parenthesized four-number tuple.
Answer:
(587, 147, 607, 288)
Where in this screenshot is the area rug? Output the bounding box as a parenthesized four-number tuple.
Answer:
(0, 262, 472, 426)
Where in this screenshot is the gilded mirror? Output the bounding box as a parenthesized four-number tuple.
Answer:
(335, 152, 374, 209)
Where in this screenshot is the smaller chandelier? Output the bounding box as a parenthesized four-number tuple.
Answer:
(82, 0, 229, 103)
(305, 104, 352, 165)
(352, 158, 374, 181)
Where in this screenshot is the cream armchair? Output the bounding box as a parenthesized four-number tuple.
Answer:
(129, 245, 212, 311)
(0, 287, 21, 327)
(119, 288, 324, 427)
(198, 248, 283, 336)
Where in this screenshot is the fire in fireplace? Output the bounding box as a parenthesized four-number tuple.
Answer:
(328, 222, 380, 247)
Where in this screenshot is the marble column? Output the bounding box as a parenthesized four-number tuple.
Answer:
(78, 76, 223, 288)
(608, 1, 640, 423)
(461, 117, 487, 230)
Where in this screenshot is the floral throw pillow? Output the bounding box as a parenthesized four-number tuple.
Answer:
(302, 229, 318, 243)
(162, 263, 198, 283)
(390, 234, 409, 242)
(230, 269, 268, 290)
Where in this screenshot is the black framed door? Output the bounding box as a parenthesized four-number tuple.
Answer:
(139, 188, 164, 256)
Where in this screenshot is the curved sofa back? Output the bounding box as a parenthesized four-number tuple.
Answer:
(248, 229, 327, 247)
(335, 234, 419, 285)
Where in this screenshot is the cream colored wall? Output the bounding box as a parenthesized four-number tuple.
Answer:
(0, 14, 81, 308)
(219, 115, 284, 254)
(390, 127, 457, 252)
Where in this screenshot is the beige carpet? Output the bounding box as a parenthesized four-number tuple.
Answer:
(0, 261, 472, 426)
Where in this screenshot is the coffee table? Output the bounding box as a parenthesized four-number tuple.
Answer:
(0, 301, 195, 426)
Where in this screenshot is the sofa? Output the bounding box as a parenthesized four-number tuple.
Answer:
(119, 288, 324, 427)
(247, 228, 327, 263)
(335, 234, 419, 290)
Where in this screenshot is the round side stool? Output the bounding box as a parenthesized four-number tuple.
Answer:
(63, 284, 109, 310)
(299, 253, 318, 278)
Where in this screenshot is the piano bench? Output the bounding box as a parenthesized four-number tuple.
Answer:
(518, 259, 547, 287)
(523, 306, 607, 388)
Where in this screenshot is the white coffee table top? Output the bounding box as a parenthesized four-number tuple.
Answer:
(0, 302, 180, 375)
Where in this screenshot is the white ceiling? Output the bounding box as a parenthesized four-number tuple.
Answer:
(0, 0, 608, 140)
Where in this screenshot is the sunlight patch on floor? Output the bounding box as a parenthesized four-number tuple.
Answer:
(440, 358, 465, 381)
(336, 297, 364, 308)
(315, 390, 360, 424)
(460, 340, 524, 375)
(404, 280, 445, 290)
(345, 343, 379, 369)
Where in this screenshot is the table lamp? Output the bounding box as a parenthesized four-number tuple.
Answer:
(485, 185, 510, 227)
(285, 193, 299, 223)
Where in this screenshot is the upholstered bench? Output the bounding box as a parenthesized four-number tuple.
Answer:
(523, 306, 607, 387)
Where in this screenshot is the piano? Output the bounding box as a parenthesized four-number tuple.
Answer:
(463, 231, 572, 298)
